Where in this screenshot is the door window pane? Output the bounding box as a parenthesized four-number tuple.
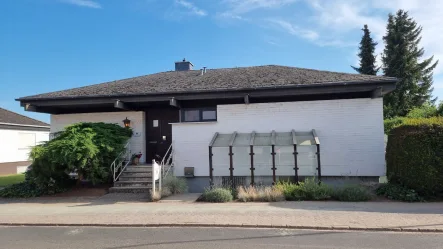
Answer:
(202, 110, 216, 120)
(183, 110, 200, 122)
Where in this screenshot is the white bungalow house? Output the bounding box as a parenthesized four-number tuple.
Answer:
(17, 60, 396, 192)
(0, 108, 49, 175)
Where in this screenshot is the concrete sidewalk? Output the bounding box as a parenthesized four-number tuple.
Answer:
(1, 195, 442, 232)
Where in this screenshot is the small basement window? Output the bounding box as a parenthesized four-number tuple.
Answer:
(181, 107, 217, 122)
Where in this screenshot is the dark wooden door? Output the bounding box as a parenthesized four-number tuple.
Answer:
(145, 108, 179, 163)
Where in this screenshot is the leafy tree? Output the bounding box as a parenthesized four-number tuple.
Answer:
(382, 10, 438, 118)
(352, 24, 379, 75)
(437, 101, 443, 116)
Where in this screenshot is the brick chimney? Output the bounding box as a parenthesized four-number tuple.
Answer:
(175, 58, 194, 71)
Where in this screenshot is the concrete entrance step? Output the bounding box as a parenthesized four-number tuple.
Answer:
(124, 168, 152, 173)
(109, 186, 152, 193)
(119, 172, 152, 178)
(128, 164, 152, 167)
(114, 181, 152, 187)
(119, 176, 151, 182)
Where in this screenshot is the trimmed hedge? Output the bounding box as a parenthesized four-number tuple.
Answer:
(386, 117, 443, 196)
(384, 117, 405, 134)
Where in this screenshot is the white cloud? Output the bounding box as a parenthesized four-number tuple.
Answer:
(263, 36, 281, 46)
(175, 0, 207, 16)
(219, 0, 297, 19)
(60, 0, 101, 9)
(266, 40, 279, 46)
(267, 18, 355, 47)
(267, 19, 318, 41)
(216, 0, 443, 99)
(304, 0, 443, 73)
(217, 12, 245, 21)
(305, 0, 386, 40)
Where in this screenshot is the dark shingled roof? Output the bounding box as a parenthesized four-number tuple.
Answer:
(0, 107, 49, 127)
(19, 65, 397, 101)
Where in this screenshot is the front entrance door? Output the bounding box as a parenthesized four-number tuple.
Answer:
(145, 108, 179, 163)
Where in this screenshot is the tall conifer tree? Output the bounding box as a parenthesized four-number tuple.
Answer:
(382, 10, 438, 118)
(352, 24, 379, 75)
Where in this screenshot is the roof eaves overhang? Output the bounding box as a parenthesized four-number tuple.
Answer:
(17, 79, 397, 108)
(0, 122, 50, 132)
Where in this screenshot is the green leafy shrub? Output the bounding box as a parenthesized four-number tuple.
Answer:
(237, 186, 285, 202)
(331, 184, 372, 202)
(276, 178, 332, 201)
(386, 117, 443, 197)
(201, 188, 233, 203)
(384, 104, 443, 134)
(376, 183, 423, 202)
(0, 180, 70, 198)
(0, 182, 42, 198)
(0, 168, 75, 198)
(275, 181, 299, 200)
(162, 176, 188, 194)
(406, 104, 438, 119)
(7, 122, 133, 198)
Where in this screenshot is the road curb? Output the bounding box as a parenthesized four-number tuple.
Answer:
(0, 223, 442, 233)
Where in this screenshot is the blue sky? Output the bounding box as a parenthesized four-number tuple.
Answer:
(1, 0, 442, 123)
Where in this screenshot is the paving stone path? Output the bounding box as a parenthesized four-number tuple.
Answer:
(1, 194, 442, 232)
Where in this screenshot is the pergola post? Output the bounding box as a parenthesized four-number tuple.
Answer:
(249, 132, 256, 186)
(271, 130, 276, 185)
(316, 144, 322, 182)
(209, 146, 214, 188)
(208, 132, 218, 189)
(228, 132, 237, 189)
(291, 130, 299, 183)
(312, 129, 322, 183)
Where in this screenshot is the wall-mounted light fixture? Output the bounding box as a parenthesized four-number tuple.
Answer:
(123, 117, 131, 128)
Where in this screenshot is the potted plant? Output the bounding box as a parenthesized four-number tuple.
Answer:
(131, 152, 143, 165)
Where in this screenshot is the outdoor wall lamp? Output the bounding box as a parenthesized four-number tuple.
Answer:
(123, 117, 131, 128)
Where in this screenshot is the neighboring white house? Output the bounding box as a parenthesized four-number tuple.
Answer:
(17, 60, 397, 192)
(0, 108, 49, 175)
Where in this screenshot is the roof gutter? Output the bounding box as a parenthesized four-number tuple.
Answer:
(0, 122, 50, 128)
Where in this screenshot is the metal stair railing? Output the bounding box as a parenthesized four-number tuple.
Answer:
(160, 143, 174, 178)
(110, 141, 131, 182)
(152, 143, 175, 196)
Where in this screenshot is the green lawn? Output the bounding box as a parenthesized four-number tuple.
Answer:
(0, 174, 25, 187)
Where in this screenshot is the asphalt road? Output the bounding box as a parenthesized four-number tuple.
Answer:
(1, 226, 442, 249)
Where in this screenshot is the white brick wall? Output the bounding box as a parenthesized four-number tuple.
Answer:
(0, 129, 49, 163)
(172, 98, 385, 177)
(51, 112, 146, 163)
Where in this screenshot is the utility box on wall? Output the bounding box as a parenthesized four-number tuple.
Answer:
(184, 167, 194, 177)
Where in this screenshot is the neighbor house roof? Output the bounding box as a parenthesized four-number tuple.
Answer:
(0, 107, 49, 127)
(17, 65, 397, 101)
